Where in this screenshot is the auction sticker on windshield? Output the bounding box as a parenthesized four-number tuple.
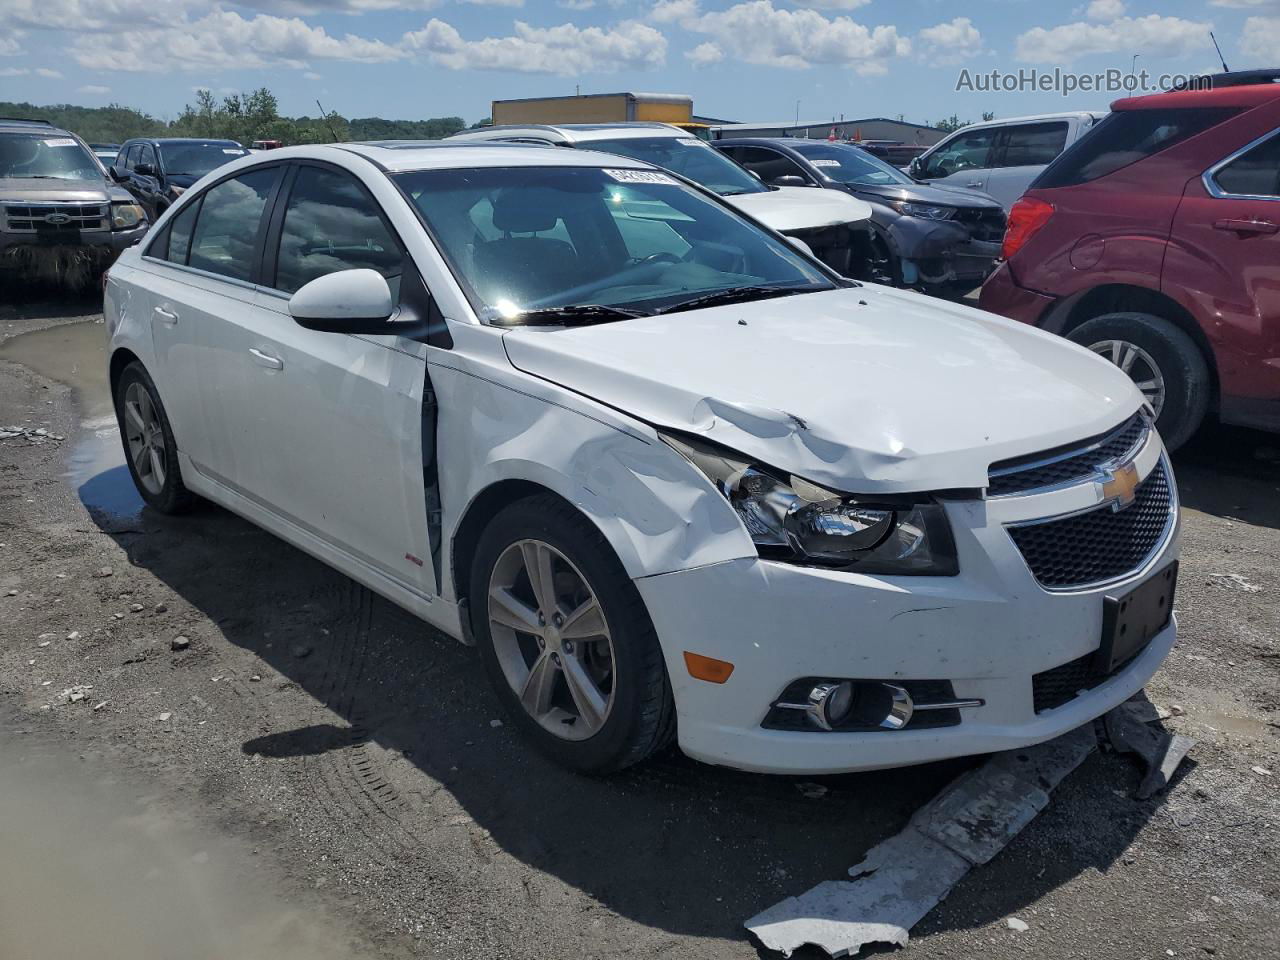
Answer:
(811, 159, 842, 167)
(604, 169, 678, 185)
(43, 138, 78, 147)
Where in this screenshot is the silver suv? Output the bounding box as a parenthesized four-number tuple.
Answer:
(0, 117, 148, 287)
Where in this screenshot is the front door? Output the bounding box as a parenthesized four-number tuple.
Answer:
(916, 126, 996, 196)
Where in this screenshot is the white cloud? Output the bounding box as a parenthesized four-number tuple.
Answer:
(1240, 15, 1280, 59)
(0, 36, 21, 55)
(460, 0, 525, 6)
(1015, 15, 1211, 64)
(0, 67, 30, 76)
(71, 9, 405, 71)
(303, 70, 323, 79)
(1210, 0, 1277, 7)
(681, 1, 908, 71)
(1085, 0, 1126, 19)
(686, 40, 723, 65)
(1, 0, 185, 32)
(402, 18, 666, 74)
(35, 67, 62, 77)
(789, 0, 869, 8)
(918, 16, 982, 64)
(557, 0, 595, 7)
(78, 83, 111, 93)
(650, 0, 697, 23)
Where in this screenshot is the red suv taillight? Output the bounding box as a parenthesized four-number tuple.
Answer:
(1002, 197, 1055, 261)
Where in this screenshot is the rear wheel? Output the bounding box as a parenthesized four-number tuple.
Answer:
(1067, 312, 1210, 451)
(113, 362, 196, 514)
(469, 494, 675, 774)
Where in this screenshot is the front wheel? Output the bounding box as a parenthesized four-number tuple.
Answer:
(469, 494, 675, 774)
(1067, 312, 1210, 451)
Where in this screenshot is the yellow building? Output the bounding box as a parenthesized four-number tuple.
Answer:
(492, 92, 694, 127)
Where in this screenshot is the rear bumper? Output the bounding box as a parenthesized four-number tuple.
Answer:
(978, 261, 1057, 323)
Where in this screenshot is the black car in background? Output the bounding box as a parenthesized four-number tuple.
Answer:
(111, 138, 248, 219)
(715, 138, 1006, 297)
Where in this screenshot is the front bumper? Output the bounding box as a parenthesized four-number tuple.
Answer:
(636, 433, 1179, 775)
(0, 224, 148, 255)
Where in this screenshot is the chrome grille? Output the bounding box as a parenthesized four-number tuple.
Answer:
(1006, 460, 1174, 590)
(988, 412, 1149, 497)
(4, 203, 110, 232)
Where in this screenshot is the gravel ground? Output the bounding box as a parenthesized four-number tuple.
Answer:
(1, 293, 1277, 960)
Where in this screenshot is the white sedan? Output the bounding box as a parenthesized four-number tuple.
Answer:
(103, 142, 1179, 774)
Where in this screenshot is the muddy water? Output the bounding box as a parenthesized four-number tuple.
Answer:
(0, 319, 142, 517)
(0, 735, 367, 960)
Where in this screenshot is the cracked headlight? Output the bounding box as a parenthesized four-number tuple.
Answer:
(662, 433, 958, 575)
(111, 202, 145, 229)
(893, 201, 955, 221)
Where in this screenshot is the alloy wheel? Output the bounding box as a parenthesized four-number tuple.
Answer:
(487, 539, 615, 741)
(1088, 339, 1167, 417)
(122, 381, 166, 496)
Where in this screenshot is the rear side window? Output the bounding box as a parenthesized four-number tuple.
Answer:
(1211, 132, 1280, 198)
(1035, 108, 1239, 189)
(730, 146, 809, 185)
(146, 199, 201, 264)
(187, 167, 279, 282)
(273, 166, 404, 295)
(997, 122, 1069, 168)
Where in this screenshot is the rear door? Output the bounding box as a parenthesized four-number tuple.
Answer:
(915, 126, 997, 196)
(983, 120, 1071, 211)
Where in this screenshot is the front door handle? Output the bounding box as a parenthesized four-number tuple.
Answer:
(1214, 218, 1279, 235)
(965, 180, 984, 188)
(249, 348, 283, 371)
(153, 305, 178, 325)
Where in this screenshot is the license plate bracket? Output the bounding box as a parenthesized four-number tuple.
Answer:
(1096, 562, 1177, 674)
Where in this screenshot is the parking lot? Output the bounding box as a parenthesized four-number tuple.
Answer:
(1, 291, 1277, 959)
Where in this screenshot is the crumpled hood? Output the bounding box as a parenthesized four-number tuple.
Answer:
(848, 181, 1003, 211)
(0, 177, 114, 203)
(502, 286, 1144, 493)
(725, 186, 872, 233)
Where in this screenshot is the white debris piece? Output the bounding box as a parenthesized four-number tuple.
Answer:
(1007, 917, 1030, 932)
(1206, 572, 1262, 593)
(746, 724, 1098, 958)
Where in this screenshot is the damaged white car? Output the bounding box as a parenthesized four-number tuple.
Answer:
(103, 143, 1180, 775)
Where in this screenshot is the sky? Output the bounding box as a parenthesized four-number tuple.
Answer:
(0, 0, 1275, 128)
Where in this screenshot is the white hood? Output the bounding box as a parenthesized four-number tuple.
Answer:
(725, 187, 872, 233)
(502, 286, 1145, 494)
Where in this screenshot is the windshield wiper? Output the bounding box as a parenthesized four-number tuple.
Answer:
(653, 285, 811, 316)
(490, 304, 651, 327)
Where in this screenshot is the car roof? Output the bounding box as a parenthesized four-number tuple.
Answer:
(940, 111, 1106, 132)
(449, 123, 692, 146)
(715, 137, 864, 149)
(1114, 82, 1280, 112)
(240, 141, 663, 174)
(126, 138, 245, 147)
(0, 118, 74, 136)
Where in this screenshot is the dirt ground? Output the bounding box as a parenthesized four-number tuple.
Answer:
(1, 292, 1277, 960)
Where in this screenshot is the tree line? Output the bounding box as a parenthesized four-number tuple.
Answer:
(0, 87, 477, 146)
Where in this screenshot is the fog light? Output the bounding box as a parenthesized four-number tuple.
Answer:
(805, 681, 855, 731)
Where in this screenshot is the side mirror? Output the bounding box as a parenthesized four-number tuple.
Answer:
(107, 165, 124, 181)
(288, 269, 396, 334)
(135, 162, 155, 176)
(771, 175, 811, 188)
(908, 157, 924, 179)
(786, 236, 815, 258)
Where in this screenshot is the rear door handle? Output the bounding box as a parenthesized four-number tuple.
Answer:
(153, 305, 178, 325)
(965, 180, 984, 188)
(249, 348, 283, 371)
(1214, 218, 1279, 235)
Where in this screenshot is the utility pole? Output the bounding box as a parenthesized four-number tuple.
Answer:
(1130, 54, 1140, 77)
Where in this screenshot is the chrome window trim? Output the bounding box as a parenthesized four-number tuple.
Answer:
(1202, 125, 1280, 202)
(987, 412, 1150, 499)
(1003, 454, 1178, 595)
(139, 255, 261, 294)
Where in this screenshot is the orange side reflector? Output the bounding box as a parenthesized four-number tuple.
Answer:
(684, 651, 734, 684)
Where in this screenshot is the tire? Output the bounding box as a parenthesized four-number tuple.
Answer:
(112, 361, 197, 514)
(469, 493, 675, 774)
(1067, 312, 1210, 452)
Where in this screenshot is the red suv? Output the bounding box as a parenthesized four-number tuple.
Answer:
(980, 73, 1280, 449)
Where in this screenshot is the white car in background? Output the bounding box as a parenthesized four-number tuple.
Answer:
(909, 111, 1105, 211)
(448, 122, 875, 277)
(103, 142, 1179, 775)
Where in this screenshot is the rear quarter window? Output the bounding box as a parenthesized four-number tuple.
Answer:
(1034, 108, 1239, 189)
(1211, 132, 1280, 198)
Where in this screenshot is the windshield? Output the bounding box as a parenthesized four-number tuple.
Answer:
(792, 142, 913, 186)
(394, 165, 834, 323)
(0, 133, 101, 181)
(158, 142, 248, 177)
(583, 136, 768, 197)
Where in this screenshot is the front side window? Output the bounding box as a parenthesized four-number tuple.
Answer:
(728, 147, 810, 186)
(791, 142, 913, 186)
(187, 167, 279, 282)
(138, 144, 158, 171)
(1211, 132, 1280, 199)
(0, 133, 101, 181)
(159, 142, 249, 179)
(395, 165, 833, 322)
(583, 137, 767, 196)
(997, 122, 1069, 168)
(274, 166, 405, 295)
(921, 128, 995, 179)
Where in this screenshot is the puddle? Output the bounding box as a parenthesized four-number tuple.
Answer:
(1199, 711, 1278, 741)
(0, 734, 373, 960)
(0, 320, 143, 518)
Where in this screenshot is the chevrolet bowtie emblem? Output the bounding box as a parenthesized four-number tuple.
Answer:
(1099, 461, 1141, 511)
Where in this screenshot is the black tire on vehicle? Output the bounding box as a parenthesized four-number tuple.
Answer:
(112, 361, 197, 514)
(1066, 312, 1211, 452)
(469, 493, 676, 774)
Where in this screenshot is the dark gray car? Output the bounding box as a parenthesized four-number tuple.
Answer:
(716, 138, 1006, 297)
